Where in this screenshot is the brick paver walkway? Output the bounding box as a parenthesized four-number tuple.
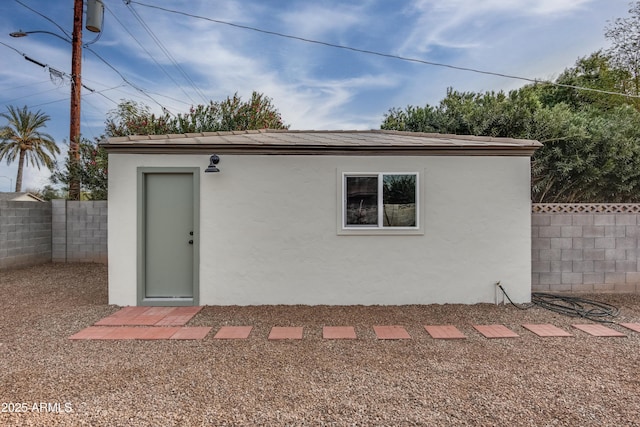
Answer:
(69, 307, 639, 341)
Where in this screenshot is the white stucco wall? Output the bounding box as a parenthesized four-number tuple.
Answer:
(108, 153, 532, 305)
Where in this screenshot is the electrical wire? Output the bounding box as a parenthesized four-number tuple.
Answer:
(1, 41, 119, 109)
(1, 80, 54, 92)
(497, 283, 620, 323)
(14, 0, 72, 40)
(0, 87, 60, 105)
(82, 46, 175, 114)
(1, 41, 82, 89)
(124, 1, 209, 104)
(130, 0, 640, 101)
(104, 2, 200, 105)
(0, 86, 58, 104)
(8, 2, 177, 114)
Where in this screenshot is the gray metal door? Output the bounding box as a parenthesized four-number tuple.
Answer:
(144, 173, 194, 299)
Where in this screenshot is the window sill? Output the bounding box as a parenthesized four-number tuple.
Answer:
(338, 227, 424, 236)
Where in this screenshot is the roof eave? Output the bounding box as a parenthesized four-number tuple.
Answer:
(100, 143, 540, 156)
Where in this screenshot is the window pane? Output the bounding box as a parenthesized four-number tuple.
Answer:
(345, 176, 378, 226)
(383, 174, 416, 227)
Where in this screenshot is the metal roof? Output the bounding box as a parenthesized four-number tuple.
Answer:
(102, 129, 542, 156)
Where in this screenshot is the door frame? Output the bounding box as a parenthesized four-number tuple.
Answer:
(136, 167, 200, 306)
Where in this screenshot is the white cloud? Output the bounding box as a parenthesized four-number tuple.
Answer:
(399, 0, 595, 55)
(0, 0, 633, 172)
(278, 4, 364, 40)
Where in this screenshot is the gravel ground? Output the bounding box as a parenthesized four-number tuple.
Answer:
(1, 263, 640, 426)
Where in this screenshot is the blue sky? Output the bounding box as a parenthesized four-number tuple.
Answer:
(0, 0, 634, 191)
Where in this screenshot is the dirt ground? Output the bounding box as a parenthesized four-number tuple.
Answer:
(1, 262, 640, 426)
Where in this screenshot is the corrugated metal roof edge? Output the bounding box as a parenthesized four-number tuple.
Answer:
(108, 129, 539, 144)
(101, 130, 541, 157)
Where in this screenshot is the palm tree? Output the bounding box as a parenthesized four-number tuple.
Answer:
(0, 105, 59, 192)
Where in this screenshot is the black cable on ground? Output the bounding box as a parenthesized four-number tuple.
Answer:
(531, 292, 619, 323)
(497, 283, 535, 310)
(497, 283, 620, 323)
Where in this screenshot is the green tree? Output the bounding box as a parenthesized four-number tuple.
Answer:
(51, 138, 108, 200)
(56, 91, 288, 199)
(382, 87, 543, 138)
(533, 51, 635, 111)
(26, 184, 64, 201)
(605, 1, 640, 98)
(382, 4, 640, 203)
(531, 104, 640, 202)
(104, 101, 174, 137)
(381, 79, 640, 202)
(105, 91, 288, 137)
(0, 105, 59, 192)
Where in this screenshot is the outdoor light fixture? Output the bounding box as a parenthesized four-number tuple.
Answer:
(205, 155, 220, 173)
(10, 30, 71, 43)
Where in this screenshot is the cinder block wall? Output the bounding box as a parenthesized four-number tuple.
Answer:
(2, 199, 639, 295)
(52, 200, 108, 263)
(532, 204, 640, 293)
(0, 200, 52, 269)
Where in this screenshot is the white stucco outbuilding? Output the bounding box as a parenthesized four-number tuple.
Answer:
(102, 129, 541, 306)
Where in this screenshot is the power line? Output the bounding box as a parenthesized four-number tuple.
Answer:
(9, 2, 178, 114)
(106, 85, 188, 112)
(130, 0, 640, 101)
(83, 85, 121, 106)
(104, 2, 200, 105)
(0, 87, 60, 105)
(1, 41, 119, 109)
(1, 41, 96, 91)
(124, 1, 209, 104)
(14, 0, 72, 40)
(82, 46, 175, 114)
(26, 85, 121, 110)
(27, 96, 67, 109)
(2, 80, 54, 92)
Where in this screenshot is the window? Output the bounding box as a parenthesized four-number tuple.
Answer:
(343, 173, 418, 230)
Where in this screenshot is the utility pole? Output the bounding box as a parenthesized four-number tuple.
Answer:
(68, 0, 83, 201)
(9, 1, 103, 200)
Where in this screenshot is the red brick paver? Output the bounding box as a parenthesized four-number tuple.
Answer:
(75, 308, 636, 341)
(170, 327, 212, 340)
(472, 324, 519, 339)
(268, 327, 304, 340)
(69, 326, 116, 340)
(424, 325, 467, 339)
(323, 326, 357, 339)
(70, 306, 207, 340)
(214, 326, 253, 339)
(373, 325, 411, 340)
(522, 324, 573, 337)
(620, 323, 640, 333)
(572, 324, 626, 337)
(94, 306, 202, 326)
(70, 326, 210, 340)
(100, 327, 180, 340)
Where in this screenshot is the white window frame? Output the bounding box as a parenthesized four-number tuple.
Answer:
(338, 171, 424, 235)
